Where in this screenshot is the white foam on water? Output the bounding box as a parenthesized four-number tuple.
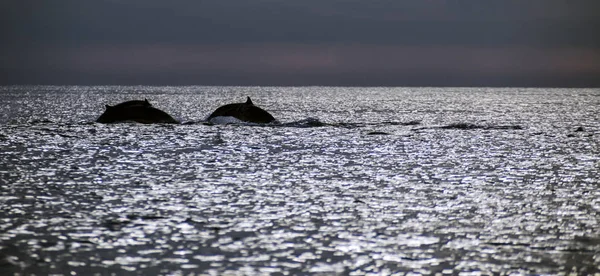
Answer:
(207, 116, 244, 124)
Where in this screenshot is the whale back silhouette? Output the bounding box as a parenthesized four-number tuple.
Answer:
(97, 99, 178, 124)
(207, 97, 275, 124)
(110, 98, 152, 109)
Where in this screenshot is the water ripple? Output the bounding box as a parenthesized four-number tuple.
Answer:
(1, 86, 599, 274)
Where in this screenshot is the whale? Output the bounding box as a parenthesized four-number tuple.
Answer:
(207, 97, 276, 124)
(111, 98, 152, 109)
(96, 99, 179, 124)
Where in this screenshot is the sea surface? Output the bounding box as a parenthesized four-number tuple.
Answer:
(0, 86, 599, 275)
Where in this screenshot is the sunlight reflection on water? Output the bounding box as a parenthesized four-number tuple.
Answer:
(0, 86, 599, 275)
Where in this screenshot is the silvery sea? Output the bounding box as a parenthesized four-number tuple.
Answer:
(0, 86, 599, 275)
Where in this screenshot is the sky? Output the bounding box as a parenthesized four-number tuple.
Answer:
(1, 0, 600, 87)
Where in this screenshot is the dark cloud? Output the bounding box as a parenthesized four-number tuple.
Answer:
(1, 0, 599, 86)
(4, 0, 600, 46)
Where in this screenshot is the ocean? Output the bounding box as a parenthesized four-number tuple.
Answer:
(0, 86, 598, 275)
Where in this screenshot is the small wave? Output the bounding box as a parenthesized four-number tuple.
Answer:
(167, 118, 422, 129)
(28, 119, 54, 124)
(366, 131, 390, 135)
(382, 120, 421, 126)
(279, 117, 327, 128)
(437, 123, 524, 130)
(200, 118, 422, 129)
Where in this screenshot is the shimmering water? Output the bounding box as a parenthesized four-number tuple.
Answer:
(0, 86, 599, 275)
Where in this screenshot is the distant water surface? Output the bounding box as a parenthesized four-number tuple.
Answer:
(0, 86, 599, 275)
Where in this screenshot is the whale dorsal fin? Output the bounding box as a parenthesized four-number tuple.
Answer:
(105, 104, 112, 109)
(246, 97, 253, 105)
(144, 98, 150, 105)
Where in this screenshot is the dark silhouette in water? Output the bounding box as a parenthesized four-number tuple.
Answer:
(439, 123, 523, 130)
(112, 99, 152, 109)
(367, 131, 390, 135)
(207, 97, 276, 124)
(96, 99, 179, 124)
